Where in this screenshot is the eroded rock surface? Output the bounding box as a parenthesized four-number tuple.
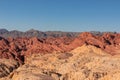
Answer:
(0, 59, 19, 79)
(0, 32, 120, 80)
(1, 45, 120, 80)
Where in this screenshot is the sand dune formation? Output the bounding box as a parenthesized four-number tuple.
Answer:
(0, 29, 120, 80)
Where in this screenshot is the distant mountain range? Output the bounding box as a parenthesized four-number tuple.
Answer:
(0, 29, 116, 38)
(0, 29, 81, 38)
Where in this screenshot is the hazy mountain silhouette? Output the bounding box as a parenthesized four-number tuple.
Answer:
(0, 29, 80, 38)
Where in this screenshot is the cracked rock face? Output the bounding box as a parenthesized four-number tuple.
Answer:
(0, 59, 19, 80)
(2, 45, 120, 80)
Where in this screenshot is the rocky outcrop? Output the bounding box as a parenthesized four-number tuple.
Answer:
(0, 32, 120, 79)
(0, 32, 120, 62)
(3, 45, 120, 80)
(0, 59, 19, 78)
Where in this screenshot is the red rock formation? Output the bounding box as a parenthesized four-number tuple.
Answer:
(0, 32, 120, 64)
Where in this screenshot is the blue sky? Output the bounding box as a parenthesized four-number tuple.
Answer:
(0, 0, 120, 32)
